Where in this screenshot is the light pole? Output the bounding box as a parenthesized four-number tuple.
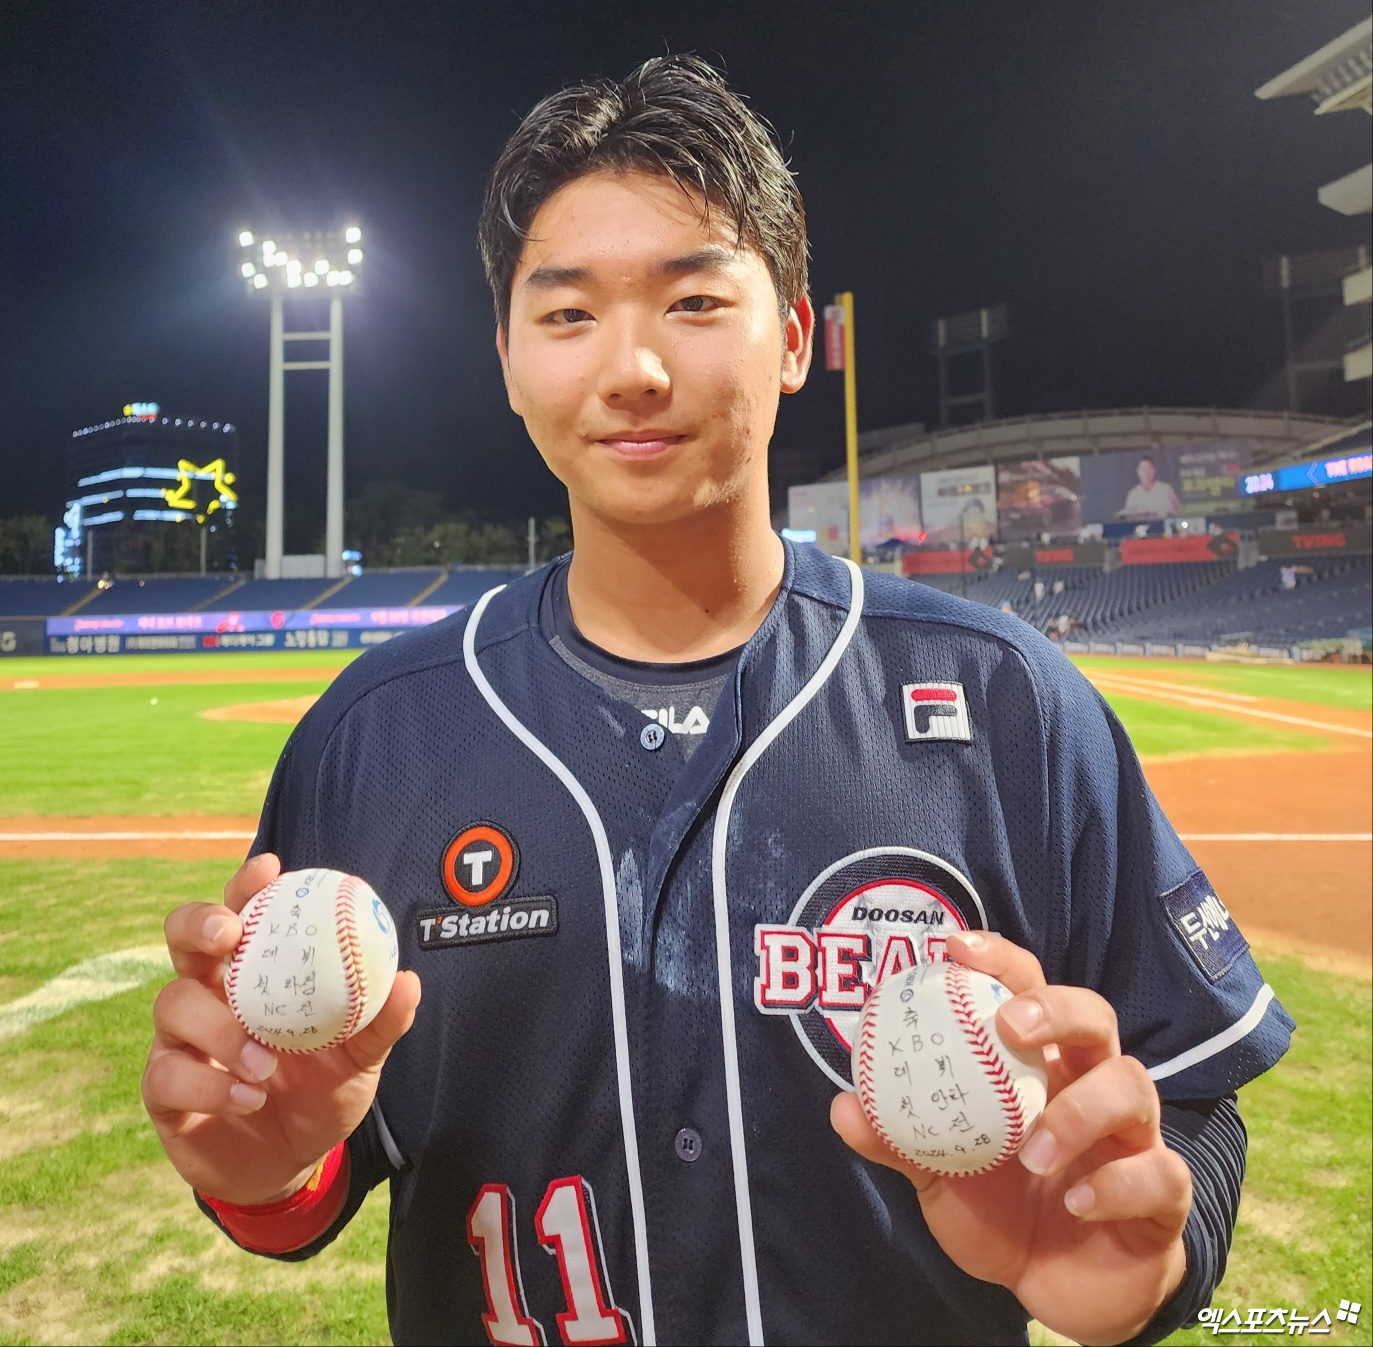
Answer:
(238, 225, 363, 579)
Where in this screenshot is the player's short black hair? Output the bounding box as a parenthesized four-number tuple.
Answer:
(479, 54, 808, 331)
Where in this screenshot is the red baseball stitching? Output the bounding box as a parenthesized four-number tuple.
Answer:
(334, 873, 368, 1049)
(855, 977, 918, 1166)
(945, 962, 1029, 1172)
(226, 875, 279, 1037)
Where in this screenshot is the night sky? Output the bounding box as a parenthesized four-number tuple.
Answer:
(2, 0, 1369, 551)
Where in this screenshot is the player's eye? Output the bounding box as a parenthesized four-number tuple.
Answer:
(543, 308, 592, 326)
(670, 295, 721, 314)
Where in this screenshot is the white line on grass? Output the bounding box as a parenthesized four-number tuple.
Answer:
(0, 945, 172, 1040)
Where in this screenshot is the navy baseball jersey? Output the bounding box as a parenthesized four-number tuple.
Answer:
(240, 542, 1291, 1345)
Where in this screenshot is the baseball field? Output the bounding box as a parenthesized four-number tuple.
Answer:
(0, 650, 1368, 1346)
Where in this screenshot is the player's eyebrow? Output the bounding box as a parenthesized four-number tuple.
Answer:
(522, 246, 740, 292)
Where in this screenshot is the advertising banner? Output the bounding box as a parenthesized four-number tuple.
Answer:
(1000, 541, 1107, 569)
(45, 625, 433, 656)
(901, 549, 986, 576)
(1258, 524, 1372, 557)
(1118, 533, 1238, 565)
(46, 605, 459, 638)
(1080, 442, 1253, 523)
(1242, 450, 1373, 496)
(995, 457, 1082, 542)
(788, 478, 923, 555)
(919, 465, 997, 546)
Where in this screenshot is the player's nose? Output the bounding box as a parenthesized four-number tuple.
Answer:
(596, 317, 671, 403)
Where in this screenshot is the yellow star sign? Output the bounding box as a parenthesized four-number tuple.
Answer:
(162, 458, 238, 523)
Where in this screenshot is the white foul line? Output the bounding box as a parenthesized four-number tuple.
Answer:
(1180, 832, 1372, 842)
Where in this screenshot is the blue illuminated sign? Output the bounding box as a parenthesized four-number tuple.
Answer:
(1241, 451, 1373, 495)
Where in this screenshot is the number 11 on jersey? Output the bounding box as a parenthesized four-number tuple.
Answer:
(467, 1176, 633, 1346)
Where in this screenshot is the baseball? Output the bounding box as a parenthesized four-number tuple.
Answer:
(853, 960, 1048, 1177)
(226, 868, 399, 1053)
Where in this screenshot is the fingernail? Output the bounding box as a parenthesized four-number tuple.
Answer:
(229, 1082, 267, 1111)
(1000, 999, 1042, 1035)
(204, 914, 231, 945)
(959, 932, 987, 951)
(1065, 1183, 1096, 1216)
(239, 1041, 277, 1081)
(1019, 1129, 1057, 1174)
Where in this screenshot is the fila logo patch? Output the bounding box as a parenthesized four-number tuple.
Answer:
(442, 822, 519, 907)
(902, 681, 971, 743)
(642, 705, 710, 735)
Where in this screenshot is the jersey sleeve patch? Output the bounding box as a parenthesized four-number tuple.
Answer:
(1161, 870, 1248, 983)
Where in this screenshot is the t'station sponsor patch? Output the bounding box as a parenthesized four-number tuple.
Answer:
(1161, 870, 1248, 982)
(416, 896, 558, 950)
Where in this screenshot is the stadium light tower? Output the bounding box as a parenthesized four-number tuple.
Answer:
(237, 225, 364, 579)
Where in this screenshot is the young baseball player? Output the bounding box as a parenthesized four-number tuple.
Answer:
(143, 56, 1292, 1345)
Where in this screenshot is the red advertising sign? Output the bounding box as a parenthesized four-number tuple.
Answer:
(1119, 533, 1238, 565)
(902, 549, 975, 575)
(824, 305, 845, 372)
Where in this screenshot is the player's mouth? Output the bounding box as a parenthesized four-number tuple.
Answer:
(593, 429, 685, 461)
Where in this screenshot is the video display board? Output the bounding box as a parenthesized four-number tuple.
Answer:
(918, 465, 997, 546)
(1241, 450, 1373, 496)
(787, 478, 923, 555)
(995, 457, 1082, 542)
(1079, 442, 1253, 523)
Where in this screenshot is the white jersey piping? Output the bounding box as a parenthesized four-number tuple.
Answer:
(371, 1098, 406, 1171)
(464, 586, 657, 1346)
(711, 558, 866, 1347)
(1147, 983, 1276, 1083)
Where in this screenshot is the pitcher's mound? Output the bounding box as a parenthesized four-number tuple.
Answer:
(202, 695, 319, 724)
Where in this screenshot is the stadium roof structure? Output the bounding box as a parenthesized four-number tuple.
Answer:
(1254, 17, 1372, 114)
(820, 407, 1353, 483)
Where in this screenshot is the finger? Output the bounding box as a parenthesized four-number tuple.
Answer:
(143, 1047, 269, 1120)
(153, 976, 279, 1084)
(829, 1092, 937, 1192)
(946, 930, 1047, 996)
(341, 970, 423, 1073)
(223, 852, 281, 914)
(997, 984, 1122, 1079)
(1062, 1145, 1192, 1236)
(1018, 1054, 1159, 1177)
(164, 902, 243, 983)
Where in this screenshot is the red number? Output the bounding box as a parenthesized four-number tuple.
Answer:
(468, 1177, 631, 1346)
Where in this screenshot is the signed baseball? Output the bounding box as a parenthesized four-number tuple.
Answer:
(227, 868, 398, 1053)
(852, 960, 1048, 1176)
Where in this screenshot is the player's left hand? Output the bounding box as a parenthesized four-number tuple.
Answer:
(831, 930, 1192, 1346)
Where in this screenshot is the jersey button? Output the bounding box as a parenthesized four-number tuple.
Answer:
(640, 722, 666, 752)
(674, 1127, 702, 1162)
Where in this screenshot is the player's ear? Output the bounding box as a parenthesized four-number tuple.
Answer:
(496, 324, 524, 416)
(781, 293, 814, 395)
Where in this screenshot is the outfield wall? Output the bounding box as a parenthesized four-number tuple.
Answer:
(42, 605, 462, 655)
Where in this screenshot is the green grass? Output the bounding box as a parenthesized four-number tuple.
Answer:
(1096, 693, 1336, 759)
(1, 652, 359, 679)
(0, 682, 333, 816)
(1071, 657, 1373, 712)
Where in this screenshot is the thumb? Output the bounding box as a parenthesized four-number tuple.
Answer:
(342, 970, 421, 1073)
(831, 1092, 937, 1192)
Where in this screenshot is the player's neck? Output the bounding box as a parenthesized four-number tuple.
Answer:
(564, 498, 784, 663)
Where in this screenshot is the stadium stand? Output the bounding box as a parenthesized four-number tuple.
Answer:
(77, 575, 245, 615)
(210, 577, 342, 610)
(318, 568, 446, 607)
(0, 578, 94, 616)
(420, 567, 528, 607)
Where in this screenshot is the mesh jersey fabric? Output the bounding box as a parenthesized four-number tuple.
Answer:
(222, 540, 1291, 1346)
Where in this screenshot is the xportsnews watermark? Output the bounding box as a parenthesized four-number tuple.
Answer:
(1197, 1300, 1361, 1335)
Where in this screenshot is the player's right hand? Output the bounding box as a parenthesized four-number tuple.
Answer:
(142, 851, 421, 1207)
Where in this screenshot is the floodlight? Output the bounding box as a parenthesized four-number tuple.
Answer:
(344, 226, 362, 244)
(314, 259, 329, 275)
(287, 273, 302, 288)
(241, 262, 256, 278)
(263, 239, 277, 255)
(326, 271, 340, 286)
(253, 273, 268, 289)
(347, 248, 363, 265)
(286, 258, 302, 273)
(239, 230, 254, 247)
(304, 272, 319, 287)
(339, 270, 355, 285)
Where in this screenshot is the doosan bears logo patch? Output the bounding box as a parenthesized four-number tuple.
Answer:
(753, 848, 986, 1088)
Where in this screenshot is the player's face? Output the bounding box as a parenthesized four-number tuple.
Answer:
(1137, 459, 1156, 487)
(497, 171, 813, 529)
